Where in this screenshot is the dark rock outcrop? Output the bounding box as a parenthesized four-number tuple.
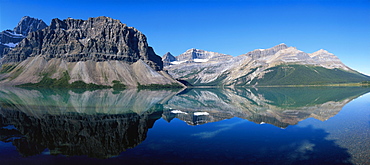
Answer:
(0, 16, 47, 58)
(2, 16, 163, 71)
(13, 16, 48, 36)
(162, 52, 176, 66)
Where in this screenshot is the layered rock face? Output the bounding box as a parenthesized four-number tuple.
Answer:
(0, 16, 47, 58)
(0, 16, 180, 87)
(164, 44, 370, 86)
(3, 16, 162, 70)
(13, 16, 48, 36)
(244, 43, 288, 59)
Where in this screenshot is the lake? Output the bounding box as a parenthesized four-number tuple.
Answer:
(0, 87, 369, 164)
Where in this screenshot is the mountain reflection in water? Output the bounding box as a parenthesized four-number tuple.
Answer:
(0, 87, 369, 162)
(164, 87, 370, 127)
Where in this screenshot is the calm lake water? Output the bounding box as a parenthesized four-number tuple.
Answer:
(0, 87, 369, 164)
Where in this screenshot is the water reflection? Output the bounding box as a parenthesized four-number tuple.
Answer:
(164, 87, 370, 127)
(0, 87, 369, 160)
(0, 88, 174, 158)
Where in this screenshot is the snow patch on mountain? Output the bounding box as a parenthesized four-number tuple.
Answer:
(194, 59, 209, 63)
(4, 42, 18, 48)
(163, 44, 356, 86)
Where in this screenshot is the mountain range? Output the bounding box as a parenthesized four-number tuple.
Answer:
(0, 16, 369, 88)
(163, 44, 370, 86)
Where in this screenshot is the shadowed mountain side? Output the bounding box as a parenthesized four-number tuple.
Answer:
(0, 16, 47, 58)
(163, 87, 370, 127)
(0, 107, 163, 158)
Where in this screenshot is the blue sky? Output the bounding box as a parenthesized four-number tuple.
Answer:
(1, 0, 369, 75)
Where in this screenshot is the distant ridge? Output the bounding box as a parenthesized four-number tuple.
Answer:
(163, 44, 370, 86)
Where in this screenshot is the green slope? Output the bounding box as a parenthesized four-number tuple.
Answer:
(253, 65, 370, 86)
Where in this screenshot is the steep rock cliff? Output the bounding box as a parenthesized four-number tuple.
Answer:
(0, 16, 47, 58)
(2, 16, 162, 70)
(0, 17, 181, 87)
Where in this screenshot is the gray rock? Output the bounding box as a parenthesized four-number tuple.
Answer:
(164, 44, 366, 86)
(2, 16, 163, 71)
(0, 17, 182, 87)
(0, 16, 47, 58)
(13, 16, 48, 36)
(244, 43, 288, 59)
(175, 48, 231, 62)
(162, 52, 176, 66)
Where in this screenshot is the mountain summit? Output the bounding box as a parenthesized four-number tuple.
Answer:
(162, 52, 176, 66)
(163, 48, 232, 66)
(13, 16, 48, 36)
(0, 16, 47, 58)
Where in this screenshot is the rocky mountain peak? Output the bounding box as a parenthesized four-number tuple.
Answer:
(162, 52, 176, 62)
(177, 48, 206, 61)
(244, 43, 289, 59)
(3, 16, 163, 71)
(310, 49, 332, 57)
(308, 49, 349, 70)
(162, 52, 176, 66)
(13, 16, 47, 36)
(277, 43, 287, 47)
(0, 16, 47, 59)
(176, 48, 231, 62)
(49, 18, 67, 29)
(162, 48, 232, 67)
(186, 48, 197, 52)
